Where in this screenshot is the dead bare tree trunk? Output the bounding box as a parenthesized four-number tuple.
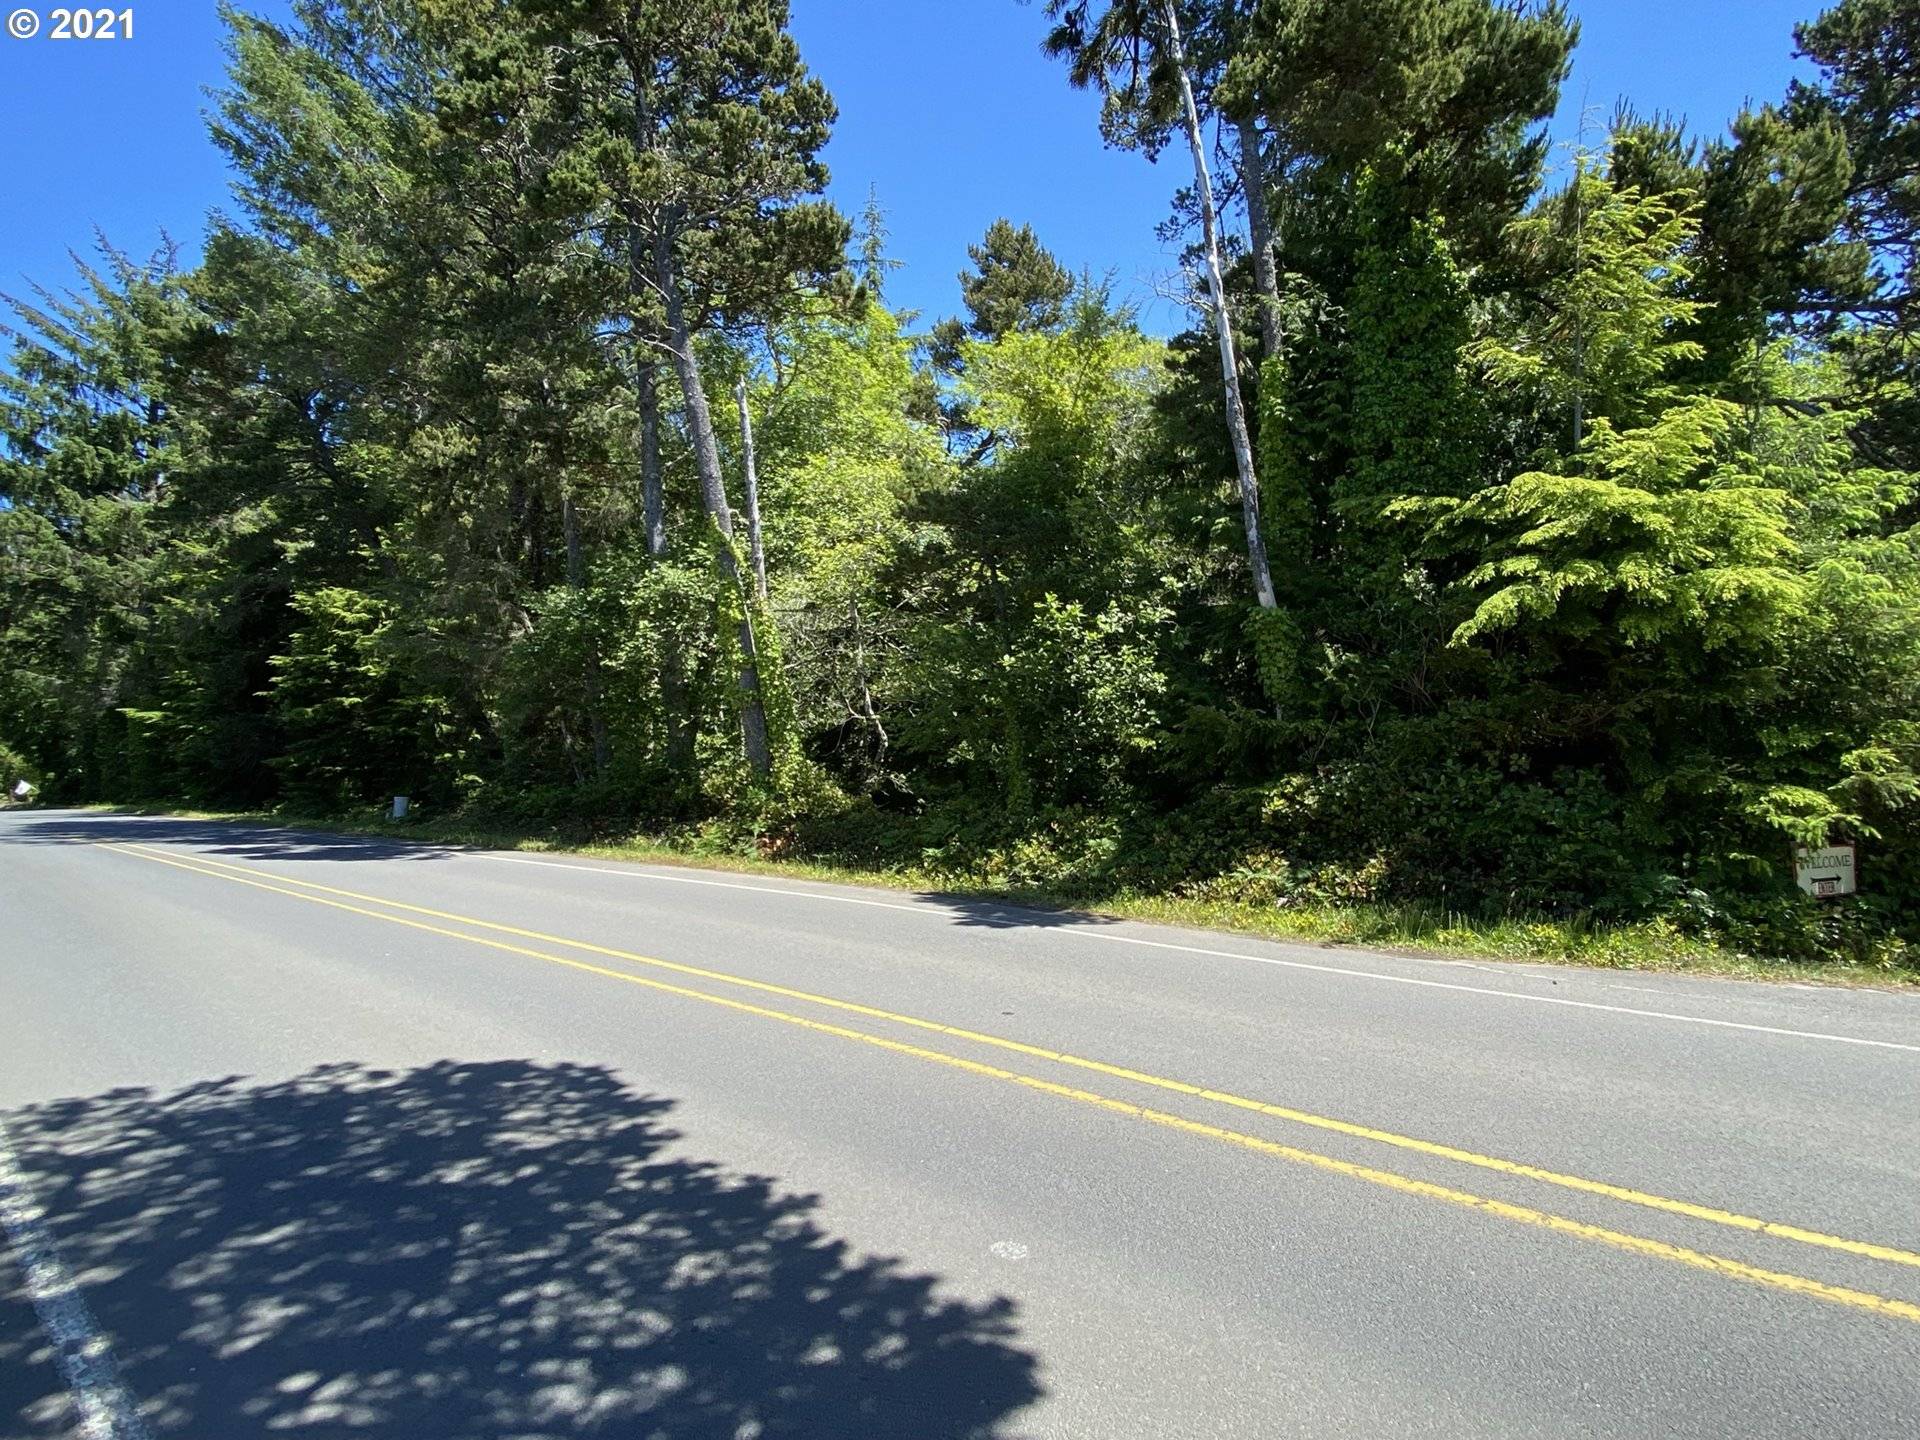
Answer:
(849, 598, 886, 781)
(1165, 0, 1278, 611)
(652, 225, 772, 776)
(733, 378, 769, 603)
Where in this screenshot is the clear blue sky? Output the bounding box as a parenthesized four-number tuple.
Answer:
(0, 1, 1820, 335)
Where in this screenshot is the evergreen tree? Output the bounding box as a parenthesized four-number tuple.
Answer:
(1224, 0, 1575, 268)
(1793, 0, 1920, 324)
(928, 219, 1075, 454)
(931, 219, 1075, 363)
(0, 247, 184, 798)
(1790, 0, 1920, 465)
(512, 0, 850, 778)
(1044, 0, 1280, 611)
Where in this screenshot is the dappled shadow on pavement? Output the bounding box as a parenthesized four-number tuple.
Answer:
(1, 810, 454, 863)
(0, 1061, 1041, 1439)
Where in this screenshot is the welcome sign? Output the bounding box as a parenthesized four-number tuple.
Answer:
(1793, 844, 1857, 899)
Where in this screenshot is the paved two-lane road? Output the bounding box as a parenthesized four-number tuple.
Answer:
(3, 808, 1918, 1437)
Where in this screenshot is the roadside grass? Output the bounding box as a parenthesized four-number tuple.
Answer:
(61, 801, 1920, 990)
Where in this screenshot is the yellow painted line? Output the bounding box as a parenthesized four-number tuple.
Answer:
(106, 840, 1920, 1323)
(106, 841, 1920, 1279)
(94, 841, 1920, 1327)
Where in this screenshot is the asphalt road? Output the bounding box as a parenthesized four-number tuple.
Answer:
(3, 809, 1918, 1439)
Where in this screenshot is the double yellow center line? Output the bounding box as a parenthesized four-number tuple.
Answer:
(98, 840, 1920, 1326)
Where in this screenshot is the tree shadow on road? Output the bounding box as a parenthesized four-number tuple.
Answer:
(916, 894, 1125, 931)
(0, 1061, 1042, 1438)
(3, 811, 453, 863)
(7, 812, 1132, 934)
(7, 810, 1145, 943)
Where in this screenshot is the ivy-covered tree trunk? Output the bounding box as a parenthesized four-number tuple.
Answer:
(1237, 116, 1283, 360)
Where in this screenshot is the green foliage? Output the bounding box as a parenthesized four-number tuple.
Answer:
(1786, 0, 1920, 468)
(1608, 100, 1867, 392)
(905, 594, 1169, 813)
(748, 302, 944, 788)
(4, 0, 1919, 970)
(1473, 161, 1706, 441)
(267, 588, 483, 811)
(1434, 399, 1803, 652)
(0, 247, 183, 798)
(0, 735, 41, 796)
(1226, 0, 1577, 264)
(1791, 0, 1920, 310)
(1243, 603, 1305, 712)
(1342, 184, 1487, 530)
(930, 219, 1075, 367)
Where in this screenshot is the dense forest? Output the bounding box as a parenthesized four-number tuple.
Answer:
(3, 0, 1916, 966)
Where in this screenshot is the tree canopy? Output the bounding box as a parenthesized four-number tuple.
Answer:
(3, 0, 1917, 968)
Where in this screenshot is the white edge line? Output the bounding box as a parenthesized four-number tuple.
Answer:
(475, 851, 1920, 1056)
(0, 1120, 153, 1440)
(1061, 929, 1920, 1053)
